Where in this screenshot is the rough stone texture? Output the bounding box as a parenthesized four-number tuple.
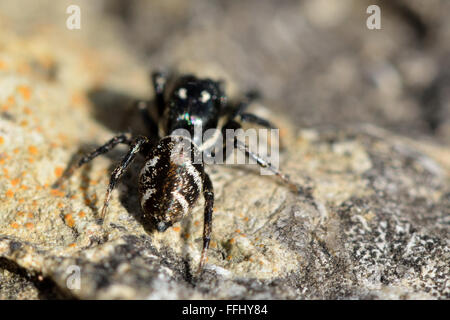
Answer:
(0, 0, 449, 299)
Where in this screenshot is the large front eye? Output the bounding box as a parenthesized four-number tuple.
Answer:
(199, 90, 212, 103)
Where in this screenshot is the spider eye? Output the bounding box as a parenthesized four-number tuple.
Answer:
(177, 88, 187, 100)
(200, 90, 211, 103)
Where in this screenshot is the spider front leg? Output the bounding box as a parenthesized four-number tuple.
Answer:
(135, 100, 159, 138)
(100, 135, 151, 220)
(53, 133, 132, 188)
(224, 120, 300, 194)
(151, 71, 167, 117)
(197, 172, 214, 274)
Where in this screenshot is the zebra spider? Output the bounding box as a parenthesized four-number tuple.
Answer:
(56, 71, 299, 273)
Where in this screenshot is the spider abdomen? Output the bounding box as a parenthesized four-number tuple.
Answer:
(138, 135, 204, 232)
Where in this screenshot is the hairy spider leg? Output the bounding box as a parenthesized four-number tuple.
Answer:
(197, 172, 214, 274)
(52, 133, 132, 188)
(100, 135, 151, 219)
(223, 120, 300, 194)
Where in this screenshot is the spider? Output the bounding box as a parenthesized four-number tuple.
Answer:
(55, 71, 299, 273)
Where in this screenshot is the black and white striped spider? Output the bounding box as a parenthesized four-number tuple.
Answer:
(57, 71, 298, 273)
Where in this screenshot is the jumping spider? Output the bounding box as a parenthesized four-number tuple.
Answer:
(56, 71, 299, 273)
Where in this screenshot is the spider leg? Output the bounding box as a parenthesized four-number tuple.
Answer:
(135, 100, 159, 138)
(100, 135, 151, 220)
(151, 71, 167, 117)
(197, 172, 214, 273)
(52, 133, 132, 188)
(238, 112, 276, 129)
(224, 120, 300, 194)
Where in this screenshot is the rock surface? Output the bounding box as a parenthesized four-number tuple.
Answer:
(0, 0, 449, 299)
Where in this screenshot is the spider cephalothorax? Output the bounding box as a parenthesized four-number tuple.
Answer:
(56, 71, 298, 273)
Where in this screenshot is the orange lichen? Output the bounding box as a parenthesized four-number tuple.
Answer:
(10, 178, 20, 187)
(68, 243, 77, 248)
(25, 223, 34, 230)
(57, 202, 64, 208)
(0, 60, 6, 70)
(5, 189, 14, 198)
(20, 120, 28, 127)
(10, 222, 19, 229)
(27, 213, 33, 218)
(50, 189, 65, 197)
(172, 226, 181, 232)
(17, 85, 32, 101)
(23, 106, 32, 115)
(16, 211, 24, 217)
(235, 229, 241, 234)
(28, 145, 38, 155)
(20, 185, 28, 190)
(13, 148, 20, 154)
(229, 238, 236, 244)
(227, 255, 232, 261)
(0, 136, 4, 144)
(54, 166, 63, 178)
(210, 241, 217, 248)
(64, 214, 75, 227)
(78, 211, 86, 218)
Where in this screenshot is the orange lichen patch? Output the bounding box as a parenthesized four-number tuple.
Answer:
(5, 189, 14, 198)
(50, 189, 65, 197)
(248, 257, 254, 262)
(227, 255, 232, 261)
(10, 178, 20, 187)
(235, 229, 241, 234)
(20, 120, 29, 127)
(64, 214, 75, 227)
(54, 166, 63, 178)
(229, 238, 236, 244)
(17, 62, 30, 74)
(3, 168, 9, 178)
(0, 158, 5, 165)
(23, 106, 32, 115)
(57, 202, 64, 208)
(0, 60, 6, 70)
(78, 211, 86, 218)
(172, 226, 181, 232)
(25, 223, 34, 230)
(70, 195, 77, 200)
(10, 222, 19, 229)
(7, 96, 15, 106)
(28, 158, 34, 163)
(27, 213, 34, 218)
(17, 85, 32, 101)
(16, 211, 24, 217)
(194, 220, 200, 227)
(213, 207, 218, 212)
(0, 136, 4, 144)
(183, 233, 190, 239)
(68, 243, 77, 248)
(71, 92, 87, 106)
(13, 148, 20, 154)
(28, 145, 38, 155)
(243, 217, 249, 222)
(18, 198, 25, 203)
(20, 185, 28, 190)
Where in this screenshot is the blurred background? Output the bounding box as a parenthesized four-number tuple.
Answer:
(1, 0, 449, 143)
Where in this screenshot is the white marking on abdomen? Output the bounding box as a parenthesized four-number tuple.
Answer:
(173, 191, 189, 215)
(141, 188, 156, 208)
